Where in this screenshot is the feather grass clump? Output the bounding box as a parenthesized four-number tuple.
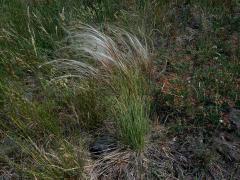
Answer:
(46, 24, 152, 151)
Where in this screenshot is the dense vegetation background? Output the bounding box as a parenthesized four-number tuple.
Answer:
(0, 0, 239, 179)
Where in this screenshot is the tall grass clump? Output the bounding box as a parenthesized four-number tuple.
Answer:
(2, 136, 85, 179)
(0, 81, 87, 179)
(46, 24, 152, 151)
(112, 71, 150, 150)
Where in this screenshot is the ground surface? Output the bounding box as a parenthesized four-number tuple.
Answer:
(0, 0, 240, 179)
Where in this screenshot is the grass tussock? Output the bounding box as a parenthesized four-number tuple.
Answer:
(10, 137, 85, 179)
(46, 24, 152, 151)
(0, 82, 88, 179)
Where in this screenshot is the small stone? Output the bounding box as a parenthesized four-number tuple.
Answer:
(89, 135, 117, 157)
(229, 108, 240, 133)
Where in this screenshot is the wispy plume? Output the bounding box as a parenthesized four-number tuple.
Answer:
(42, 23, 151, 79)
